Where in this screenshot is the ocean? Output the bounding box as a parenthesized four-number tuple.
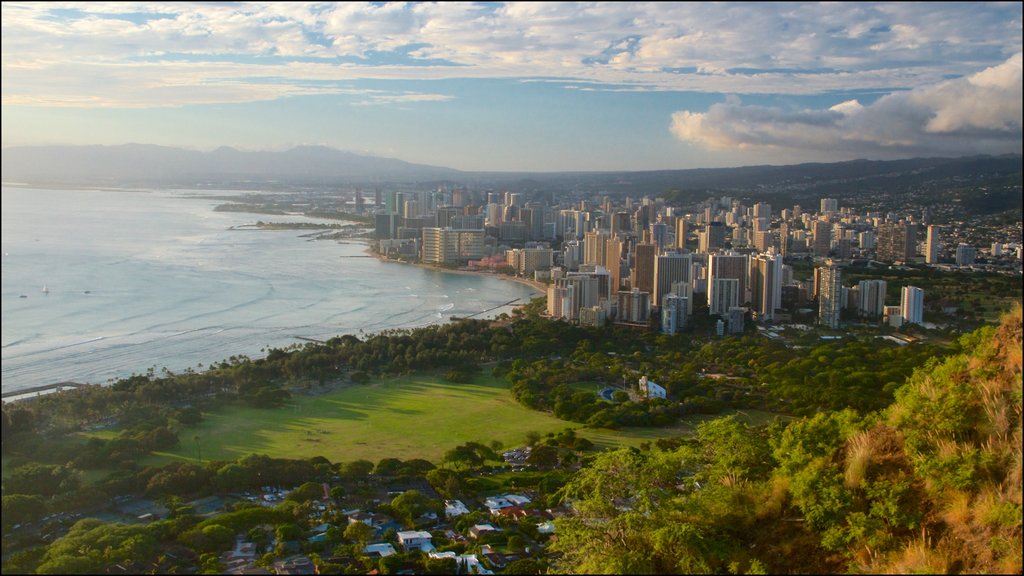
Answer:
(0, 186, 539, 396)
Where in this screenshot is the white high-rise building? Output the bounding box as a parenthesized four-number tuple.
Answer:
(654, 252, 692, 309)
(925, 225, 941, 264)
(709, 277, 740, 317)
(901, 286, 924, 326)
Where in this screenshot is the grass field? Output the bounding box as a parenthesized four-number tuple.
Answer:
(81, 374, 788, 467)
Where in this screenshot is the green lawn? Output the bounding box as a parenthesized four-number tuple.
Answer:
(84, 374, 788, 467)
(143, 374, 576, 465)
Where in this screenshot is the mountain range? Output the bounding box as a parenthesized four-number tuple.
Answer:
(1, 144, 1020, 201)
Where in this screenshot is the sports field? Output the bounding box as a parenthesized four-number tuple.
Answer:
(127, 373, 786, 466)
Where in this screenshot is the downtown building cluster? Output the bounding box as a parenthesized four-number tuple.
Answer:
(369, 188, 1021, 333)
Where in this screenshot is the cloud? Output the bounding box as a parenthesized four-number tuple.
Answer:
(670, 53, 1023, 158)
(1, 2, 1021, 108)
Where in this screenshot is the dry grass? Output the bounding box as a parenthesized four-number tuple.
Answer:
(844, 429, 875, 489)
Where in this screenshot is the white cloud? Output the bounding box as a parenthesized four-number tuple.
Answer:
(670, 53, 1023, 157)
(1, 2, 1021, 108)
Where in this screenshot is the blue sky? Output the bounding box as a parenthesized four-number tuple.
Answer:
(2, 2, 1021, 171)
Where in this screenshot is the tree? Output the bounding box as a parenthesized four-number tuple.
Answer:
(391, 490, 435, 527)
(1, 494, 45, 528)
(340, 459, 374, 480)
(344, 521, 374, 545)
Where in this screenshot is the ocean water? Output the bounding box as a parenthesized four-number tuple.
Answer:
(1, 186, 538, 395)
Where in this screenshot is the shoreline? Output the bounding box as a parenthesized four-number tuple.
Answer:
(363, 243, 547, 306)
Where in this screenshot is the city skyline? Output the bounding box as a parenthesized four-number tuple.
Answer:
(2, 2, 1022, 172)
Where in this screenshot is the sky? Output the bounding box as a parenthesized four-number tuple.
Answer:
(1, 2, 1021, 172)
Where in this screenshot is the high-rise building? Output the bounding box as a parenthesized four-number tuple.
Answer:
(605, 235, 624, 295)
(820, 198, 838, 214)
(661, 294, 688, 335)
(753, 202, 772, 220)
(877, 222, 917, 263)
(708, 253, 748, 310)
(617, 288, 651, 324)
(547, 274, 603, 321)
(750, 252, 783, 322)
(727, 307, 746, 334)
(584, 231, 609, 266)
(653, 252, 692, 309)
(650, 222, 668, 251)
(675, 218, 688, 251)
(631, 242, 657, 295)
(901, 286, 924, 325)
(857, 279, 887, 318)
(375, 213, 400, 240)
(709, 277, 740, 316)
(698, 221, 726, 253)
(670, 280, 694, 316)
(956, 244, 976, 267)
(812, 220, 832, 257)
(817, 262, 843, 328)
(421, 228, 485, 264)
(858, 230, 876, 251)
(925, 225, 941, 264)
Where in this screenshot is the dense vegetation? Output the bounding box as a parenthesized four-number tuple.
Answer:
(3, 298, 1020, 574)
(551, 306, 1022, 574)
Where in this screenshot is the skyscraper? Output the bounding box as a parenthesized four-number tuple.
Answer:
(857, 279, 887, 318)
(818, 262, 843, 328)
(901, 286, 924, 325)
(584, 230, 608, 266)
(877, 222, 917, 263)
(675, 218, 688, 250)
(631, 242, 657, 295)
(699, 221, 726, 253)
(709, 277, 740, 316)
(956, 244, 977, 267)
(708, 253, 748, 311)
(750, 252, 783, 322)
(661, 294, 688, 335)
(812, 220, 832, 257)
(653, 252, 692, 309)
(925, 225, 941, 264)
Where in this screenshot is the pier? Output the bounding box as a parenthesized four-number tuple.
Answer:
(2, 381, 85, 400)
(456, 298, 521, 320)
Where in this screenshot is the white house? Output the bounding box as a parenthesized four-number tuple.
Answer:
(397, 530, 434, 552)
(483, 494, 531, 515)
(445, 499, 470, 518)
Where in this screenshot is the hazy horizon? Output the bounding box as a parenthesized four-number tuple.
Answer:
(2, 2, 1022, 172)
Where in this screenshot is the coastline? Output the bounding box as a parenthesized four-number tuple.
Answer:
(363, 243, 547, 306)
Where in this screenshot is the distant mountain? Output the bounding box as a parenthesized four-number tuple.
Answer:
(0, 144, 462, 187)
(2, 144, 1019, 202)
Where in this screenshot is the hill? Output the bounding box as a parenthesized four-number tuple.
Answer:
(552, 305, 1022, 573)
(0, 143, 462, 186)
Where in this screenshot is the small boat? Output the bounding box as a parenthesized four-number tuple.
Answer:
(19, 294, 27, 298)
(42, 285, 49, 294)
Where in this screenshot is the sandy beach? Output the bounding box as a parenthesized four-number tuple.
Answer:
(363, 241, 547, 302)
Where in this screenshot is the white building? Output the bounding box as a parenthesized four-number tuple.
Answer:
(901, 286, 924, 326)
(397, 530, 434, 552)
(444, 500, 470, 518)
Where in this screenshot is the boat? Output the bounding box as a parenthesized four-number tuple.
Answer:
(42, 285, 49, 294)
